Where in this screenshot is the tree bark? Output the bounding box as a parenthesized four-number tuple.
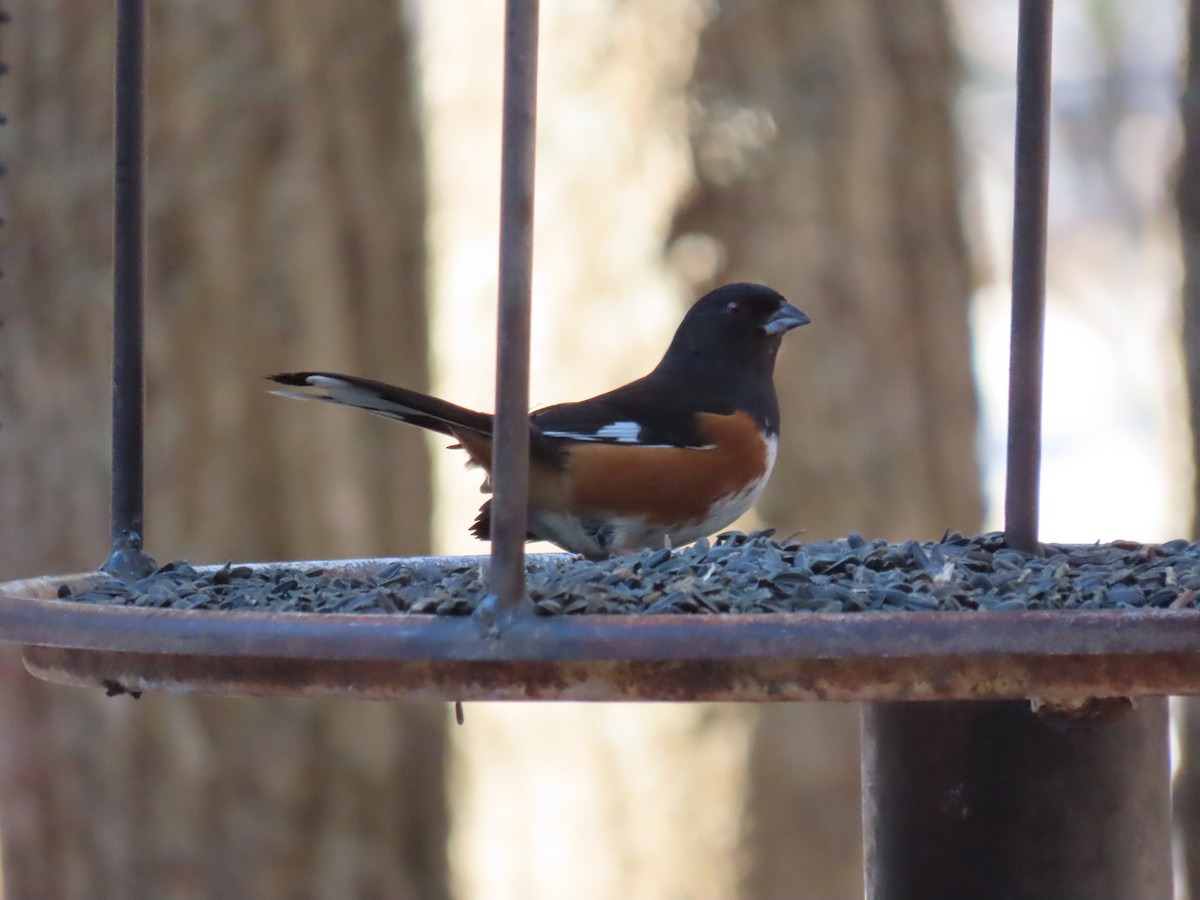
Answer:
(675, 0, 981, 543)
(0, 3, 447, 898)
(673, 3, 981, 897)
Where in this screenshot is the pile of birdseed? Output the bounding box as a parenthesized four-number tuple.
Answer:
(56, 530, 1200, 617)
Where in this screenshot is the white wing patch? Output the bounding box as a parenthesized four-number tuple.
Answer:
(596, 421, 642, 443)
(540, 418, 718, 449)
(542, 420, 643, 444)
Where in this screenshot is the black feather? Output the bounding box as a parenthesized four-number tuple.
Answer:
(469, 500, 536, 542)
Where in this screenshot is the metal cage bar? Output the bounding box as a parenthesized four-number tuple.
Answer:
(107, 0, 147, 572)
(1003, 0, 1054, 553)
(487, 0, 540, 616)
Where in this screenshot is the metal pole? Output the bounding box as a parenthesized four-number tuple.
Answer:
(862, 700, 1171, 899)
(1004, 0, 1053, 554)
(104, 0, 153, 579)
(486, 0, 539, 618)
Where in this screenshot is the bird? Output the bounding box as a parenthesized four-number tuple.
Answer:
(270, 282, 810, 559)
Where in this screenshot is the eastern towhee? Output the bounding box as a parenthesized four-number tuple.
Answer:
(271, 282, 809, 558)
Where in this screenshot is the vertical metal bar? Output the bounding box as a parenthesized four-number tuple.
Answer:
(487, 0, 539, 614)
(1004, 0, 1053, 553)
(105, 0, 152, 577)
(1180, 0, 1200, 540)
(862, 700, 1172, 899)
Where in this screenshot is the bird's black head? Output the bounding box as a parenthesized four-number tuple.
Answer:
(656, 282, 810, 378)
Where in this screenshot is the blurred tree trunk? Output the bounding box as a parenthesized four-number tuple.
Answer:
(672, 2, 981, 897)
(433, 2, 977, 899)
(1174, 2, 1200, 897)
(0, 3, 447, 898)
(675, 0, 981, 543)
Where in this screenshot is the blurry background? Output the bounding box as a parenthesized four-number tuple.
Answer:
(0, 1, 1191, 898)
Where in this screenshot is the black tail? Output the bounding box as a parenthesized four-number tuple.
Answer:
(470, 500, 492, 541)
(269, 372, 493, 438)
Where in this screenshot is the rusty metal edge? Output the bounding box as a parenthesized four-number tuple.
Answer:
(20, 646, 1200, 703)
(3, 560, 1200, 672)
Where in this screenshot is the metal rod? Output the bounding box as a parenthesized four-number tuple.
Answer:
(487, 0, 539, 615)
(1179, 0, 1200, 539)
(1004, 0, 1054, 553)
(109, 0, 146, 562)
(862, 700, 1171, 899)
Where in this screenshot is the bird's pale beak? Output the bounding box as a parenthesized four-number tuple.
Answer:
(762, 303, 811, 335)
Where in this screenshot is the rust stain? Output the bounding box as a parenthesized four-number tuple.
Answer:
(19, 647, 1200, 704)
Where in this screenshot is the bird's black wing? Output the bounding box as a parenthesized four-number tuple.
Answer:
(531, 375, 718, 450)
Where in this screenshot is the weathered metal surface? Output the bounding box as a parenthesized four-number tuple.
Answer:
(18, 646, 1200, 704)
(5, 559, 1200, 701)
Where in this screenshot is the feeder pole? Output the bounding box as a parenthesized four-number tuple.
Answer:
(862, 700, 1170, 899)
(487, 0, 539, 617)
(105, 0, 153, 579)
(861, 4, 1172, 896)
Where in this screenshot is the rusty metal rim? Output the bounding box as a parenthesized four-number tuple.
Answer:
(19, 646, 1200, 703)
(3, 559, 1200, 666)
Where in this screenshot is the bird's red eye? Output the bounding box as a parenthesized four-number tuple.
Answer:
(725, 301, 748, 318)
